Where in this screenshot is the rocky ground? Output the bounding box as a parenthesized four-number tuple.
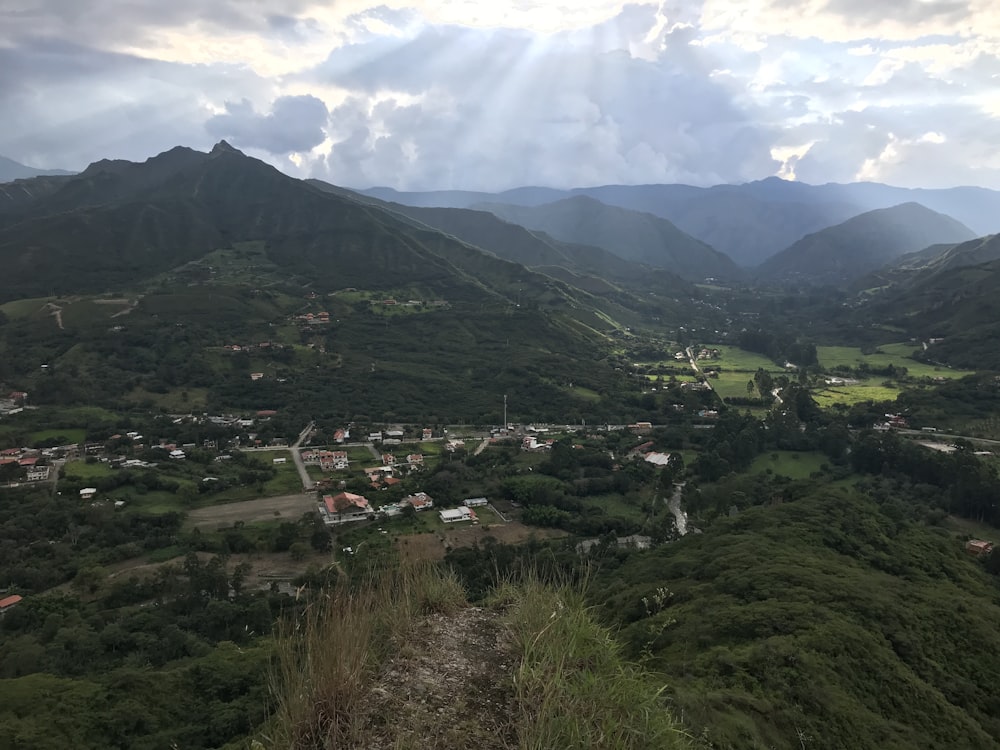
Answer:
(358, 606, 519, 749)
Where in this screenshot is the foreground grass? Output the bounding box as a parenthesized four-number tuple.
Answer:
(263, 565, 695, 749)
(495, 576, 697, 750)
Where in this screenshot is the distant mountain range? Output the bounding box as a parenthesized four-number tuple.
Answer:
(0, 155, 73, 182)
(470, 196, 742, 282)
(756, 203, 976, 286)
(360, 178, 1000, 267)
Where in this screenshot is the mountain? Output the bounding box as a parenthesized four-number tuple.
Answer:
(307, 182, 692, 296)
(0, 141, 696, 423)
(471, 195, 743, 282)
(358, 178, 1000, 267)
(0, 155, 73, 182)
(866, 234, 1000, 290)
(756, 203, 976, 286)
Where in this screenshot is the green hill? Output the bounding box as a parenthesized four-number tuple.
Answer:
(757, 203, 976, 286)
(474, 195, 743, 282)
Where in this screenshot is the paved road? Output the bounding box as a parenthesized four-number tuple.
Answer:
(290, 421, 315, 490)
(896, 429, 1000, 447)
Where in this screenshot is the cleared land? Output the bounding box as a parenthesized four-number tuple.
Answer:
(812, 381, 902, 408)
(186, 492, 317, 528)
(749, 451, 828, 480)
(397, 523, 568, 562)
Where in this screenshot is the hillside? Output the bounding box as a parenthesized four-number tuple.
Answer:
(596, 488, 1000, 750)
(867, 234, 1000, 290)
(756, 203, 976, 286)
(474, 195, 742, 281)
(0, 142, 693, 422)
(309, 185, 693, 296)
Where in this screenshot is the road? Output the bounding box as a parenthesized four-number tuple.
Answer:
(665, 483, 688, 536)
(473, 438, 491, 456)
(291, 421, 315, 490)
(685, 347, 714, 392)
(896, 429, 1000, 447)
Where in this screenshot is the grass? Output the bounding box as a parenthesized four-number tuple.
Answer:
(817, 344, 974, 380)
(749, 451, 828, 480)
(62, 460, 115, 479)
(264, 564, 694, 750)
(713, 346, 785, 373)
(493, 574, 696, 750)
(812, 381, 902, 408)
(262, 563, 466, 749)
(28, 428, 87, 445)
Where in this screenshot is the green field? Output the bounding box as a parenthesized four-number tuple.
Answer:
(712, 346, 786, 373)
(749, 451, 828, 479)
(29, 428, 87, 444)
(812, 381, 902, 408)
(62, 460, 115, 479)
(817, 344, 973, 380)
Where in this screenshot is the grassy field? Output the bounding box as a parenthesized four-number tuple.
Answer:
(124, 387, 210, 411)
(713, 346, 786, 373)
(812, 381, 902, 408)
(29, 428, 87, 444)
(749, 451, 828, 480)
(62, 460, 116, 479)
(817, 344, 973, 380)
(0, 296, 54, 319)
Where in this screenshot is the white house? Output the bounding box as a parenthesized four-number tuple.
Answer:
(80, 487, 97, 500)
(440, 507, 476, 523)
(464, 497, 488, 507)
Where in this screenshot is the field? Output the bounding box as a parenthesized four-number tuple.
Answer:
(749, 451, 828, 479)
(817, 344, 974, 380)
(28, 428, 87, 444)
(185, 492, 316, 529)
(812, 381, 902, 408)
(397, 522, 568, 562)
(708, 346, 788, 401)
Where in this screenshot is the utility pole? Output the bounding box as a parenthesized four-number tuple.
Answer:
(503, 394, 508, 431)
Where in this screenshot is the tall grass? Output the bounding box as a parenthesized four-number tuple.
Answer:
(494, 573, 697, 750)
(261, 563, 465, 749)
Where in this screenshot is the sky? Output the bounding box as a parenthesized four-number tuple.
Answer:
(2, 0, 1000, 191)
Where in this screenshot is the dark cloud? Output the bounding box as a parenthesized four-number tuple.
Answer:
(205, 95, 329, 154)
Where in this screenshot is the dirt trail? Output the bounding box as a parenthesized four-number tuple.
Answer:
(44, 302, 64, 329)
(359, 606, 518, 750)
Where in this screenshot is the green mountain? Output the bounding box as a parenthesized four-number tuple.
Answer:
(308, 182, 692, 297)
(0, 142, 699, 422)
(866, 234, 1000, 290)
(757, 203, 976, 286)
(472, 195, 743, 282)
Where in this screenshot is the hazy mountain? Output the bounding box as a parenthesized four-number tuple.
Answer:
(472, 195, 743, 281)
(756, 203, 976, 286)
(0, 155, 73, 182)
(358, 178, 1000, 266)
(307, 184, 692, 296)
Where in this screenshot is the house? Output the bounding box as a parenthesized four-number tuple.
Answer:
(8, 391, 27, 403)
(334, 428, 348, 443)
(369, 432, 383, 442)
(628, 422, 653, 435)
(250, 372, 264, 381)
(402, 492, 434, 511)
(464, 497, 488, 507)
(407, 453, 424, 467)
(272, 457, 287, 465)
(440, 507, 476, 523)
(385, 430, 404, 439)
(319, 492, 373, 525)
(381, 453, 396, 466)
(26, 466, 50, 481)
(966, 539, 994, 557)
(0, 595, 22, 615)
(80, 487, 97, 500)
(422, 428, 433, 441)
(169, 449, 186, 460)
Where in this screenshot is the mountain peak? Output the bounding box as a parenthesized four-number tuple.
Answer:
(210, 140, 242, 156)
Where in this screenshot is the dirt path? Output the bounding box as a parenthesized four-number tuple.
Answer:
(186, 493, 316, 528)
(359, 606, 518, 750)
(44, 302, 64, 329)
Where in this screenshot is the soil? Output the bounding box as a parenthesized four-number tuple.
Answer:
(185, 492, 316, 528)
(358, 606, 518, 749)
(397, 523, 568, 562)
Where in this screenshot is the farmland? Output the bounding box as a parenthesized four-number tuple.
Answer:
(817, 344, 974, 379)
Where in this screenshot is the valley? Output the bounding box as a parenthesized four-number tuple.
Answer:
(1, 143, 1000, 750)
